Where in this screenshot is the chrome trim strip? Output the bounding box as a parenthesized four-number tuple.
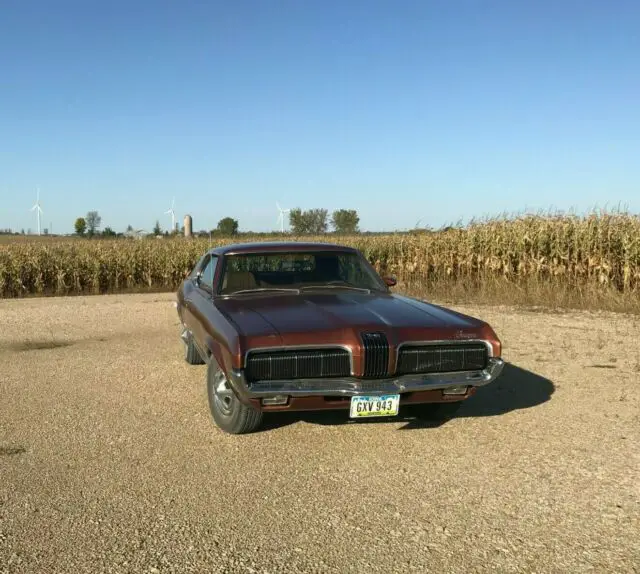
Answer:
(226, 357, 504, 401)
(244, 344, 356, 377)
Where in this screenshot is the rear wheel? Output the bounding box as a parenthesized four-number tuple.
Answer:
(182, 328, 205, 365)
(207, 363, 263, 434)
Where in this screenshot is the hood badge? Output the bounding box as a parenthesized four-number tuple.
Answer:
(454, 330, 475, 339)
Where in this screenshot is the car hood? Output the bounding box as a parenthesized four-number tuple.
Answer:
(215, 291, 488, 348)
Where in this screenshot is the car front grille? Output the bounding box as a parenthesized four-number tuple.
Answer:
(361, 332, 390, 378)
(396, 343, 488, 375)
(245, 348, 351, 382)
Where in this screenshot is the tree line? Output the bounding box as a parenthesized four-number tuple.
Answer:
(290, 208, 359, 234)
(2, 208, 361, 238)
(68, 207, 361, 238)
(214, 208, 359, 236)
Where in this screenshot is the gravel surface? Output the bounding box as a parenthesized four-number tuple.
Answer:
(1, 293, 638, 573)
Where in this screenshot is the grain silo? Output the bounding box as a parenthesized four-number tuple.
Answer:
(184, 214, 193, 238)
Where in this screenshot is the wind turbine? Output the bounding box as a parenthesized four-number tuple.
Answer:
(165, 197, 176, 232)
(276, 202, 290, 233)
(30, 188, 43, 235)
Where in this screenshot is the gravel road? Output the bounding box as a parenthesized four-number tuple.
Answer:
(1, 293, 638, 573)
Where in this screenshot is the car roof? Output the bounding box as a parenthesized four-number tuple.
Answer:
(209, 241, 360, 256)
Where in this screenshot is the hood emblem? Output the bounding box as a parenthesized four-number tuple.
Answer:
(454, 330, 475, 339)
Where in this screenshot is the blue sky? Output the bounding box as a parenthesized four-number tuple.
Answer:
(1, 0, 638, 234)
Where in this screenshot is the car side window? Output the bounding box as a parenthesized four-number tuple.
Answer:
(198, 256, 218, 291)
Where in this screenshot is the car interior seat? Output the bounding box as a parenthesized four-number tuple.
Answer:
(221, 270, 258, 293)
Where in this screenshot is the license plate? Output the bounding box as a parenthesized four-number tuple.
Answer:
(349, 394, 400, 418)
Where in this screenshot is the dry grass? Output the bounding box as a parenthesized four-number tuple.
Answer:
(0, 293, 638, 573)
(400, 275, 640, 314)
(0, 234, 80, 244)
(1, 211, 639, 313)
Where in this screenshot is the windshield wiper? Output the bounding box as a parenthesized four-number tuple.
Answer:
(221, 287, 300, 297)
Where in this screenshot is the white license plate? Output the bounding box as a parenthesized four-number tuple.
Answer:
(349, 394, 400, 418)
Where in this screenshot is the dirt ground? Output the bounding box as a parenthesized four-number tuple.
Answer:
(0, 293, 638, 574)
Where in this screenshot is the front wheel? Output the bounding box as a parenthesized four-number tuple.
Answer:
(206, 363, 263, 434)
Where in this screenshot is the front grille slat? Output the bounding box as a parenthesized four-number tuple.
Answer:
(245, 349, 351, 382)
(396, 343, 488, 375)
(361, 332, 389, 378)
(246, 342, 487, 382)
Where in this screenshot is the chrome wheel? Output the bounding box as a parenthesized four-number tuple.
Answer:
(206, 364, 264, 434)
(212, 370, 235, 416)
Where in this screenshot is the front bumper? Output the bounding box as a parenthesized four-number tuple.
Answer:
(226, 357, 505, 404)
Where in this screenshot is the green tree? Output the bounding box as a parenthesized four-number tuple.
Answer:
(306, 208, 328, 234)
(153, 220, 162, 235)
(74, 217, 87, 236)
(288, 208, 328, 234)
(288, 208, 306, 234)
(331, 209, 360, 234)
(216, 217, 239, 236)
(102, 226, 116, 237)
(86, 211, 102, 236)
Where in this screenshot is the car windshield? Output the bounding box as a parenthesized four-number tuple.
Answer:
(218, 250, 387, 295)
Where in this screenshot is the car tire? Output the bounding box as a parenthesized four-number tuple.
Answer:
(207, 363, 263, 434)
(410, 401, 463, 422)
(182, 329, 205, 365)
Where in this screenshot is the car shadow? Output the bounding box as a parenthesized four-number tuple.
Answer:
(258, 362, 555, 432)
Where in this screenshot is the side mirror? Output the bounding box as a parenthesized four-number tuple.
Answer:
(383, 275, 397, 287)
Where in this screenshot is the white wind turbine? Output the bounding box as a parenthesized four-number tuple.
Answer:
(30, 188, 43, 235)
(165, 197, 176, 232)
(276, 202, 290, 233)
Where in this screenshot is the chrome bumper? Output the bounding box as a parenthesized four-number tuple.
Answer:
(226, 357, 505, 403)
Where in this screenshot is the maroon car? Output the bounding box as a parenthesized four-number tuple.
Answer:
(176, 241, 504, 434)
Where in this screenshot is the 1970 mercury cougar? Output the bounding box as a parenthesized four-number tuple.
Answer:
(176, 241, 504, 434)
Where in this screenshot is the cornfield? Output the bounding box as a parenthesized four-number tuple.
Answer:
(2, 212, 640, 311)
